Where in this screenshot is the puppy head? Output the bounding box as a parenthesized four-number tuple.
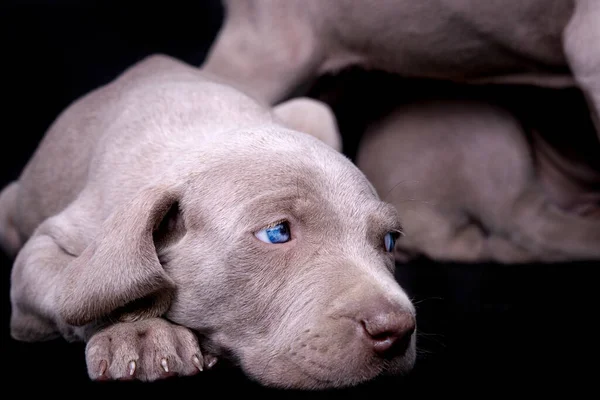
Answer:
(57, 99, 415, 389)
(162, 127, 416, 389)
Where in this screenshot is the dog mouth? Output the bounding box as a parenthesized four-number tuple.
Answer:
(192, 326, 414, 389)
(268, 331, 398, 389)
(277, 352, 384, 390)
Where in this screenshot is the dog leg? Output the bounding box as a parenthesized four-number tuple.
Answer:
(564, 0, 600, 140)
(485, 235, 537, 264)
(0, 182, 23, 257)
(506, 184, 600, 261)
(201, 0, 322, 104)
(10, 230, 77, 342)
(10, 215, 218, 380)
(396, 205, 489, 263)
(86, 318, 215, 381)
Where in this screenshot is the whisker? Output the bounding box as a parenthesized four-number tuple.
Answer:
(381, 179, 442, 209)
(417, 331, 446, 339)
(416, 347, 436, 356)
(382, 179, 421, 200)
(394, 199, 436, 205)
(416, 332, 447, 349)
(411, 296, 445, 306)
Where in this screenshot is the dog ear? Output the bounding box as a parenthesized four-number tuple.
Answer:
(273, 97, 342, 152)
(57, 185, 183, 326)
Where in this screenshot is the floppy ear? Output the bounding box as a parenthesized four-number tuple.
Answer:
(273, 97, 342, 152)
(57, 186, 183, 326)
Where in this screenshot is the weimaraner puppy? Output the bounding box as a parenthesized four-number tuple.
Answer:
(0, 55, 416, 389)
(202, 0, 600, 139)
(356, 99, 600, 263)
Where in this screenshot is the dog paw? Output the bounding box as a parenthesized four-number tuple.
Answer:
(86, 318, 218, 381)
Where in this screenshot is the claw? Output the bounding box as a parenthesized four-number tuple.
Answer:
(160, 358, 169, 373)
(192, 355, 203, 372)
(128, 360, 136, 376)
(206, 355, 218, 369)
(99, 360, 108, 378)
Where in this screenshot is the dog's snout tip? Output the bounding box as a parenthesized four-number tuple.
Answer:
(369, 334, 395, 354)
(360, 310, 416, 356)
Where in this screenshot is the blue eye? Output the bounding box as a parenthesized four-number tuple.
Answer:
(384, 232, 397, 252)
(255, 221, 291, 244)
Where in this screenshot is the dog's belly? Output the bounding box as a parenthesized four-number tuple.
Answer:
(321, 0, 574, 87)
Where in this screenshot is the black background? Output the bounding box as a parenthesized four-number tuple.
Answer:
(1, 1, 598, 398)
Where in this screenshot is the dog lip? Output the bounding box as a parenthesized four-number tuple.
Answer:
(282, 355, 336, 387)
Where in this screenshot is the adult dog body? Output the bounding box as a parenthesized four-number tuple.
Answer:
(203, 0, 600, 135)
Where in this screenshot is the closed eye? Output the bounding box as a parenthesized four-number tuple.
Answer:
(255, 221, 291, 244)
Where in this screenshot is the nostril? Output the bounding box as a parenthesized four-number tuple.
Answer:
(370, 329, 396, 342)
(361, 313, 416, 356)
(369, 333, 397, 354)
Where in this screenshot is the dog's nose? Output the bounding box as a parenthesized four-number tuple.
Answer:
(360, 303, 416, 356)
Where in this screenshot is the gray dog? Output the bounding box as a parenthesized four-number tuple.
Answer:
(202, 0, 600, 263)
(203, 0, 600, 136)
(0, 55, 416, 389)
(357, 98, 600, 263)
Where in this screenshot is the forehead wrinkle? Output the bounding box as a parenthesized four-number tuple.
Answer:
(198, 147, 384, 232)
(242, 185, 339, 228)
